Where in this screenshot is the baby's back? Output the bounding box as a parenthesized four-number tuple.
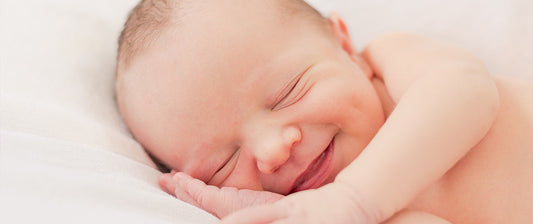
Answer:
(407, 76, 533, 223)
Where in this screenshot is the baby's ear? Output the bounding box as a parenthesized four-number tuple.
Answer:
(328, 13, 372, 79)
(328, 12, 355, 55)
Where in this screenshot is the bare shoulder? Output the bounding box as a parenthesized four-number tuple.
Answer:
(365, 32, 454, 49)
(365, 32, 426, 48)
(362, 32, 491, 103)
(364, 32, 484, 67)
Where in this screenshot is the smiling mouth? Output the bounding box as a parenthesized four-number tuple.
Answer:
(290, 138, 334, 193)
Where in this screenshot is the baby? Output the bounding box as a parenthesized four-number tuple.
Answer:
(115, 0, 533, 223)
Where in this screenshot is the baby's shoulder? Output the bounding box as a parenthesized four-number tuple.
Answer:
(366, 32, 422, 46)
(365, 32, 442, 54)
(362, 32, 489, 101)
(365, 32, 481, 64)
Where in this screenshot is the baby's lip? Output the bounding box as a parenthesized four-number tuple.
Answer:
(289, 138, 335, 194)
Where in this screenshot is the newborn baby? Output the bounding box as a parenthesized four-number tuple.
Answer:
(115, 0, 533, 223)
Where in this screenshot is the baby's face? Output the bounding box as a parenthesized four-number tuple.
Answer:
(120, 1, 384, 195)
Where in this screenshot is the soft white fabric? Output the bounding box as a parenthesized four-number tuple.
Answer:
(307, 0, 533, 80)
(0, 0, 531, 223)
(0, 0, 218, 223)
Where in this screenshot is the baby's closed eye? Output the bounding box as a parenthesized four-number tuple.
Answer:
(209, 150, 240, 186)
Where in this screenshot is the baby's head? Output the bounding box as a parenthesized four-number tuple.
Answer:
(116, 0, 384, 195)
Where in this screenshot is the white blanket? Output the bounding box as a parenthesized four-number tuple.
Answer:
(0, 0, 531, 223)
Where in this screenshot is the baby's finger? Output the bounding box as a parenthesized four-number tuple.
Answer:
(173, 172, 239, 218)
(221, 203, 288, 224)
(160, 173, 202, 208)
(175, 173, 221, 210)
(158, 173, 177, 194)
(172, 183, 203, 208)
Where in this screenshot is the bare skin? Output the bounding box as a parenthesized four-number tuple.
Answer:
(404, 76, 533, 223)
(117, 0, 533, 223)
(363, 34, 533, 223)
(158, 34, 533, 224)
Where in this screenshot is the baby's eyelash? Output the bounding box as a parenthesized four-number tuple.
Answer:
(216, 152, 234, 173)
(272, 74, 303, 110)
(274, 78, 312, 111)
(272, 65, 313, 110)
(211, 150, 240, 186)
(275, 79, 300, 108)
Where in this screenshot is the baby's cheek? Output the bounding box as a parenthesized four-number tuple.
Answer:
(314, 83, 359, 122)
(219, 155, 264, 191)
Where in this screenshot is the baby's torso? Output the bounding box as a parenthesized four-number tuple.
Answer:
(402, 76, 533, 223)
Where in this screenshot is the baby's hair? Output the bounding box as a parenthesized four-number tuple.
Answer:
(116, 0, 326, 75)
(117, 0, 178, 71)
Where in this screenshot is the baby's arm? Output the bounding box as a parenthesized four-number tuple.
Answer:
(335, 32, 500, 221)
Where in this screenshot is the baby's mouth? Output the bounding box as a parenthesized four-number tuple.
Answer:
(290, 138, 334, 193)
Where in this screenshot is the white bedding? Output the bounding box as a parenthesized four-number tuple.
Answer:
(0, 0, 531, 223)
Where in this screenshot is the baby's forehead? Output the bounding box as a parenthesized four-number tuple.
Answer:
(164, 0, 323, 40)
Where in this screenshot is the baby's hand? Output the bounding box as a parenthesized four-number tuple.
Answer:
(221, 182, 380, 224)
(159, 172, 283, 218)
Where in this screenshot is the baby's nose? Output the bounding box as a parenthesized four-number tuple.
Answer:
(255, 126, 301, 174)
(257, 160, 281, 174)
